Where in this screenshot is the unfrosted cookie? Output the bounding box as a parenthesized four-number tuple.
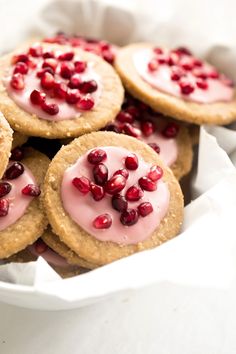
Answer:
(0, 112, 13, 179)
(0, 148, 49, 258)
(43, 131, 184, 266)
(0, 42, 124, 138)
(12, 131, 28, 150)
(115, 43, 236, 125)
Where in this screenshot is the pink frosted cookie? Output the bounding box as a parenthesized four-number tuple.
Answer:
(0, 42, 123, 138)
(115, 43, 236, 125)
(43, 131, 183, 266)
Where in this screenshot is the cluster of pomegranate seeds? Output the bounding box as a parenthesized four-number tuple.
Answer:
(21, 184, 41, 197)
(43, 33, 116, 64)
(146, 46, 234, 95)
(10, 44, 98, 116)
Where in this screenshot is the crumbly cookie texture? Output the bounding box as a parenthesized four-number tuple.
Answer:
(0, 112, 13, 179)
(0, 43, 124, 139)
(114, 43, 236, 125)
(43, 131, 184, 266)
(0, 148, 50, 258)
(12, 131, 28, 150)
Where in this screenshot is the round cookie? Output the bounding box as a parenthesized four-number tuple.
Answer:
(12, 131, 28, 150)
(43, 131, 184, 266)
(0, 148, 50, 258)
(0, 42, 124, 139)
(114, 43, 236, 125)
(0, 112, 13, 179)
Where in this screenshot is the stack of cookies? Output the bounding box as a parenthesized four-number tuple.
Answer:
(0, 34, 234, 277)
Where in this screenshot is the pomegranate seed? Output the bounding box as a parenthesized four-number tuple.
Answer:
(79, 80, 98, 94)
(77, 96, 94, 110)
(113, 168, 129, 179)
(99, 41, 110, 50)
(11, 54, 29, 64)
(29, 44, 43, 57)
(170, 67, 184, 81)
(102, 50, 115, 64)
(125, 105, 140, 119)
(148, 59, 158, 71)
(74, 61, 87, 73)
(120, 209, 139, 226)
(193, 70, 208, 80)
(0, 199, 9, 217)
(42, 51, 55, 59)
(139, 176, 157, 191)
(148, 165, 163, 181)
(58, 51, 74, 61)
(36, 67, 55, 78)
(13, 62, 28, 75)
(167, 53, 179, 66)
(208, 70, 219, 79)
(174, 47, 192, 56)
(125, 185, 143, 202)
(11, 147, 24, 161)
(30, 90, 46, 105)
(42, 58, 58, 71)
(138, 202, 153, 217)
(90, 183, 105, 201)
(93, 213, 112, 229)
(179, 80, 195, 95)
(196, 79, 208, 90)
(93, 163, 108, 186)
(22, 184, 41, 197)
(141, 121, 155, 137)
(181, 61, 194, 71)
(41, 72, 55, 90)
(72, 176, 90, 194)
(105, 175, 126, 195)
(162, 122, 179, 138)
(66, 89, 81, 104)
(0, 182, 11, 197)
(41, 101, 59, 115)
(104, 123, 121, 133)
(68, 74, 82, 89)
(116, 111, 134, 124)
(148, 142, 160, 154)
(122, 123, 141, 138)
(53, 82, 67, 99)
(60, 62, 74, 79)
(5, 162, 24, 179)
(35, 239, 48, 254)
(87, 149, 107, 164)
(125, 154, 139, 170)
(153, 47, 163, 54)
(111, 194, 128, 212)
(157, 55, 167, 64)
(193, 59, 202, 67)
(10, 73, 25, 90)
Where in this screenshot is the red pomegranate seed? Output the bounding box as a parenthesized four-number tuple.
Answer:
(193, 59, 203, 67)
(87, 149, 107, 164)
(99, 41, 110, 50)
(153, 47, 163, 54)
(74, 61, 87, 73)
(116, 111, 134, 124)
(66, 89, 81, 104)
(58, 51, 74, 61)
(53, 82, 67, 99)
(139, 176, 157, 191)
(90, 183, 105, 201)
(148, 142, 160, 154)
(93, 163, 108, 186)
(36, 67, 55, 78)
(10, 73, 25, 90)
(193, 70, 208, 80)
(30, 90, 46, 105)
(41, 101, 59, 115)
(196, 79, 208, 90)
(13, 62, 28, 75)
(5, 162, 24, 179)
(105, 175, 126, 195)
(113, 168, 129, 179)
(93, 213, 112, 229)
(27, 58, 37, 69)
(125, 185, 143, 202)
(22, 184, 41, 197)
(162, 122, 179, 138)
(77, 96, 94, 110)
(29, 44, 43, 57)
(148, 59, 158, 71)
(11, 147, 24, 161)
(11, 54, 29, 64)
(170, 67, 184, 81)
(0, 199, 9, 217)
(102, 50, 115, 64)
(68, 74, 82, 89)
(125, 105, 140, 119)
(181, 61, 194, 71)
(72, 176, 90, 194)
(42, 51, 55, 59)
(104, 123, 121, 133)
(42, 58, 58, 71)
(79, 80, 98, 94)
(148, 165, 163, 181)
(157, 55, 167, 64)
(120, 209, 139, 226)
(60, 62, 74, 79)
(179, 80, 195, 95)
(122, 123, 141, 138)
(174, 47, 192, 56)
(125, 154, 139, 170)
(111, 194, 128, 212)
(167, 53, 179, 66)
(138, 202, 153, 217)
(141, 121, 155, 137)
(35, 239, 48, 254)
(208, 70, 219, 79)
(0, 182, 11, 197)
(41, 72, 55, 90)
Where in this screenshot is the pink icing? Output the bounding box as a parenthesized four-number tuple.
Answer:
(61, 146, 170, 245)
(0, 163, 37, 231)
(133, 48, 233, 103)
(28, 241, 69, 267)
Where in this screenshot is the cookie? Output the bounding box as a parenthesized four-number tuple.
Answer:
(43, 131, 184, 266)
(0, 111, 13, 179)
(114, 43, 236, 125)
(0, 148, 49, 258)
(0, 42, 124, 139)
(103, 93, 193, 180)
(12, 131, 28, 150)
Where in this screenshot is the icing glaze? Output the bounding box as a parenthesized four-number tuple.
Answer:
(61, 146, 170, 245)
(133, 48, 234, 103)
